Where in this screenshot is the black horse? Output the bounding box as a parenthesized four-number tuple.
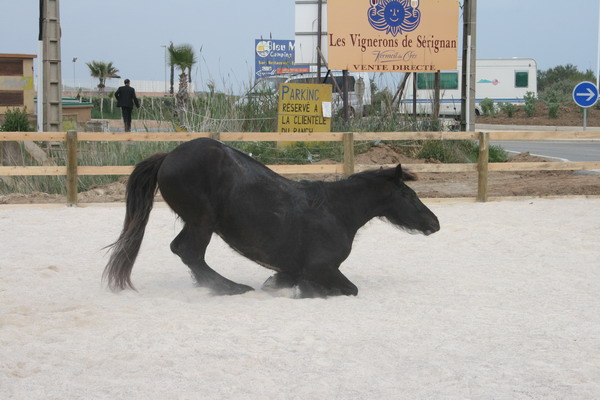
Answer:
(104, 138, 440, 297)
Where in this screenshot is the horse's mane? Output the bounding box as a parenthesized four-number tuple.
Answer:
(303, 181, 328, 209)
(347, 166, 418, 183)
(296, 166, 418, 212)
(226, 142, 418, 184)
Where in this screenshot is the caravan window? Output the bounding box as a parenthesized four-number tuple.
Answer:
(417, 72, 459, 90)
(515, 71, 529, 88)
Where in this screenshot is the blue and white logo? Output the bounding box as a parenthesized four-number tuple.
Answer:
(573, 81, 599, 108)
(367, 0, 421, 37)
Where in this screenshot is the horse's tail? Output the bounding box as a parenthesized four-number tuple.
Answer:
(103, 152, 168, 291)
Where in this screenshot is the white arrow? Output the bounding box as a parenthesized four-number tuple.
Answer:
(576, 88, 597, 102)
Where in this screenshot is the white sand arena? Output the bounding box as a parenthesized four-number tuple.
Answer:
(1, 198, 599, 399)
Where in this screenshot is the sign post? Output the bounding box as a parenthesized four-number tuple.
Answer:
(573, 81, 599, 130)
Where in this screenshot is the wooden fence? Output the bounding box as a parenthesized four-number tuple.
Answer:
(1, 130, 600, 205)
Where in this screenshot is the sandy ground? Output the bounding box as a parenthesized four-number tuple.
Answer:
(1, 198, 599, 399)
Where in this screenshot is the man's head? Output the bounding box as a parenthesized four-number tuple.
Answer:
(124, 79, 130, 85)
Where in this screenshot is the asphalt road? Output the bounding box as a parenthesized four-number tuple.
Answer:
(476, 124, 600, 161)
(490, 141, 600, 161)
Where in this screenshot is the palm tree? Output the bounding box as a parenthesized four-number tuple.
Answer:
(86, 61, 120, 93)
(168, 42, 175, 95)
(168, 44, 197, 107)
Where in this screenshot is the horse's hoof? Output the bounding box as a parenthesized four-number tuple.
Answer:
(296, 280, 358, 298)
(210, 283, 254, 296)
(341, 283, 358, 296)
(262, 273, 297, 291)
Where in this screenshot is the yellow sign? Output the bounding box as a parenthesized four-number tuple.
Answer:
(277, 83, 332, 133)
(0, 76, 34, 90)
(328, 0, 459, 72)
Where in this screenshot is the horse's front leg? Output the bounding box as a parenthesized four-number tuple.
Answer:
(299, 266, 358, 298)
(262, 271, 298, 291)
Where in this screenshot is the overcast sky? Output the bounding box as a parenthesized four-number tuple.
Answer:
(1, 0, 599, 92)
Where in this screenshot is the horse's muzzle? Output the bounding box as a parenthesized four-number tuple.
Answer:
(423, 218, 440, 235)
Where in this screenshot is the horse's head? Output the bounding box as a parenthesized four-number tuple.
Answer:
(378, 164, 440, 235)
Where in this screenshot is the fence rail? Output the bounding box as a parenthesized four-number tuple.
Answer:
(1, 130, 599, 205)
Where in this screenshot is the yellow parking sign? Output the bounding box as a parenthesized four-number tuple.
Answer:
(277, 83, 332, 133)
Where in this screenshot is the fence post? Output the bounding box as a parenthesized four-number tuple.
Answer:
(343, 132, 355, 177)
(477, 131, 489, 202)
(66, 130, 78, 206)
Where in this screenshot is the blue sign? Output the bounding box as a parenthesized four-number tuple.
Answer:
(254, 39, 309, 78)
(573, 81, 599, 108)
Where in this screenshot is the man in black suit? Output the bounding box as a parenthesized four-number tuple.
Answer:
(114, 79, 140, 132)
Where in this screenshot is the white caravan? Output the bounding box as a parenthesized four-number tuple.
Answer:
(399, 58, 538, 116)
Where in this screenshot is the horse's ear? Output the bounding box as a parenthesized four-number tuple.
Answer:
(396, 163, 418, 182)
(395, 164, 403, 182)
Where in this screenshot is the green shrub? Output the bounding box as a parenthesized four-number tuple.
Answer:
(538, 64, 595, 92)
(523, 92, 537, 117)
(547, 102, 560, 118)
(90, 96, 121, 119)
(539, 82, 570, 104)
(1, 107, 33, 132)
(367, 88, 393, 116)
(489, 144, 509, 162)
(417, 140, 508, 163)
(498, 102, 515, 117)
(480, 98, 495, 116)
(524, 103, 536, 118)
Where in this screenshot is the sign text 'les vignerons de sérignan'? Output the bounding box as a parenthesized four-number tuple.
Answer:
(327, 0, 459, 72)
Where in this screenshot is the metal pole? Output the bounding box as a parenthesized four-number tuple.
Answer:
(584, 108, 588, 130)
(468, 1, 477, 132)
(433, 71, 441, 119)
(343, 69, 350, 123)
(466, 34, 471, 129)
(72, 57, 76, 93)
(317, 0, 323, 79)
(412, 72, 417, 118)
(460, 1, 468, 131)
(460, 0, 477, 132)
(37, 41, 43, 132)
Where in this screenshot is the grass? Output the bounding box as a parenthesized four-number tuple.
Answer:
(417, 140, 508, 163)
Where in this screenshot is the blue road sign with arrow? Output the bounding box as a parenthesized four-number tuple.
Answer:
(573, 81, 599, 108)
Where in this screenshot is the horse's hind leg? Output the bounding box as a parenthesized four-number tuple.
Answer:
(170, 223, 253, 295)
